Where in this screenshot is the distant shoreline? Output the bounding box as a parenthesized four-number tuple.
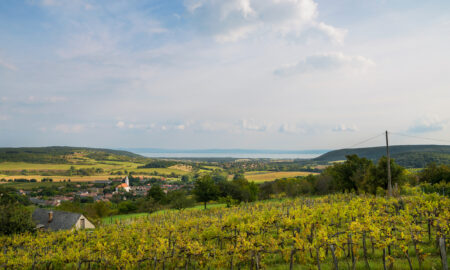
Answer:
(123, 148, 328, 159)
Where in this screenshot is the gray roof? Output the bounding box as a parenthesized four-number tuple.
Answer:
(30, 197, 47, 205)
(32, 208, 82, 231)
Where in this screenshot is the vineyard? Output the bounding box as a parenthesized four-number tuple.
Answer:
(1, 194, 449, 269)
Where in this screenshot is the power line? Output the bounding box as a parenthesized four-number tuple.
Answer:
(390, 132, 450, 144)
(330, 132, 385, 151)
(345, 133, 385, 149)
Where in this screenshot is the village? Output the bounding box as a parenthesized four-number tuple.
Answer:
(19, 176, 188, 208)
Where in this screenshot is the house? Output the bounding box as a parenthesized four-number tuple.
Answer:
(32, 208, 95, 231)
(115, 176, 130, 192)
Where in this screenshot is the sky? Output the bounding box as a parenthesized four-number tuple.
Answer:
(0, 0, 449, 150)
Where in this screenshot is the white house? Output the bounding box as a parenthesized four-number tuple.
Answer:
(32, 209, 95, 231)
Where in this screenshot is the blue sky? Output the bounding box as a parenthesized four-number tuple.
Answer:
(0, 0, 449, 149)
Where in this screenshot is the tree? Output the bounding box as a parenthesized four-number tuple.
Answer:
(0, 186, 30, 205)
(419, 163, 450, 184)
(0, 203, 35, 235)
(364, 156, 405, 194)
(147, 184, 166, 204)
(181, 175, 190, 183)
(167, 190, 195, 210)
(325, 155, 373, 192)
(193, 175, 219, 209)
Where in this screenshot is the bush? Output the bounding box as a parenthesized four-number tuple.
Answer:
(0, 204, 35, 235)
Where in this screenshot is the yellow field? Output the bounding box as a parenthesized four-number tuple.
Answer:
(244, 171, 318, 183)
(168, 164, 193, 172)
(0, 161, 141, 171)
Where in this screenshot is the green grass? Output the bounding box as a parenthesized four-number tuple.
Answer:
(1, 181, 68, 189)
(102, 203, 226, 224)
(131, 167, 189, 175)
(243, 171, 318, 183)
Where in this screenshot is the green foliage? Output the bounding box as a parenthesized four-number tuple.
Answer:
(419, 163, 450, 184)
(138, 160, 177, 168)
(0, 203, 35, 235)
(0, 146, 145, 164)
(181, 175, 190, 183)
(363, 156, 405, 194)
(118, 201, 138, 214)
(325, 154, 373, 192)
(0, 186, 30, 205)
(147, 184, 166, 203)
(166, 190, 195, 210)
(193, 175, 219, 209)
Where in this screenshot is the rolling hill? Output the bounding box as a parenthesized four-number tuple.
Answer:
(0, 146, 147, 164)
(314, 145, 450, 168)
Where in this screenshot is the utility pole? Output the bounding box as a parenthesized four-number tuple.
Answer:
(386, 130, 392, 197)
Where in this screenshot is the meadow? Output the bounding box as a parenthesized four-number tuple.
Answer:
(243, 171, 318, 182)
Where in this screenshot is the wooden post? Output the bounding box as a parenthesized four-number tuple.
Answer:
(330, 244, 339, 270)
(440, 237, 448, 270)
(386, 131, 392, 197)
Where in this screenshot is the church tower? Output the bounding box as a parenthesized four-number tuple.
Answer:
(125, 176, 129, 186)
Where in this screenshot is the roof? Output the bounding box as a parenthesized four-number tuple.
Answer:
(118, 183, 129, 188)
(32, 208, 82, 231)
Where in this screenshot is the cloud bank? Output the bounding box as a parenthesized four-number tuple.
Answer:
(274, 52, 375, 76)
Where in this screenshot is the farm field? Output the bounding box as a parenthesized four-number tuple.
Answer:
(0, 160, 190, 182)
(243, 171, 318, 182)
(2, 194, 448, 269)
(0, 161, 141, 171)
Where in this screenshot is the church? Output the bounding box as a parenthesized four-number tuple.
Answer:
(115, 176, 131, 192)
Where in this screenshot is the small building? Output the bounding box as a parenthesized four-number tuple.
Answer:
(115, 176, 130, 192)
(32, 208, 95, 231)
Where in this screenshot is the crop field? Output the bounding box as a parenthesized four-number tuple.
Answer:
(0, 160, 189, 183)
(0, 161, 142, 171)
(2, 194, 448, 269)
(244, 171, 318, 182)
(131, 167, 189, 175)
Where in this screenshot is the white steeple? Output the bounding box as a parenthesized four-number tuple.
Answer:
(125, 176, 129, 186)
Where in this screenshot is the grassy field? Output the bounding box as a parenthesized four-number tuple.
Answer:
(102, 203, 226, 224)
(243, 171, 318, 182)
(1, 181, 68, 189)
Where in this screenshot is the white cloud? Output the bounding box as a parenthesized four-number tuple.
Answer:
(315, 22, 347, 44)
(0, 114, 9, 121)
(408, 115, 446, 133)
(332, 124, 359, 132)
(54, 124, 85, 133)
(274, 52, 375, 76)
(278, 123, 307, 134)
(184, 0, 346, 43)
(240, 119, 270, 132)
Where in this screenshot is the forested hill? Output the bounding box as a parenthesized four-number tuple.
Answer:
(0, 146, 147, 164)
(315, 145, 450, 168)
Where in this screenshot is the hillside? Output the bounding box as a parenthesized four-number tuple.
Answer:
(315, 144, 450, 167)
(0, 146, 147, 164)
